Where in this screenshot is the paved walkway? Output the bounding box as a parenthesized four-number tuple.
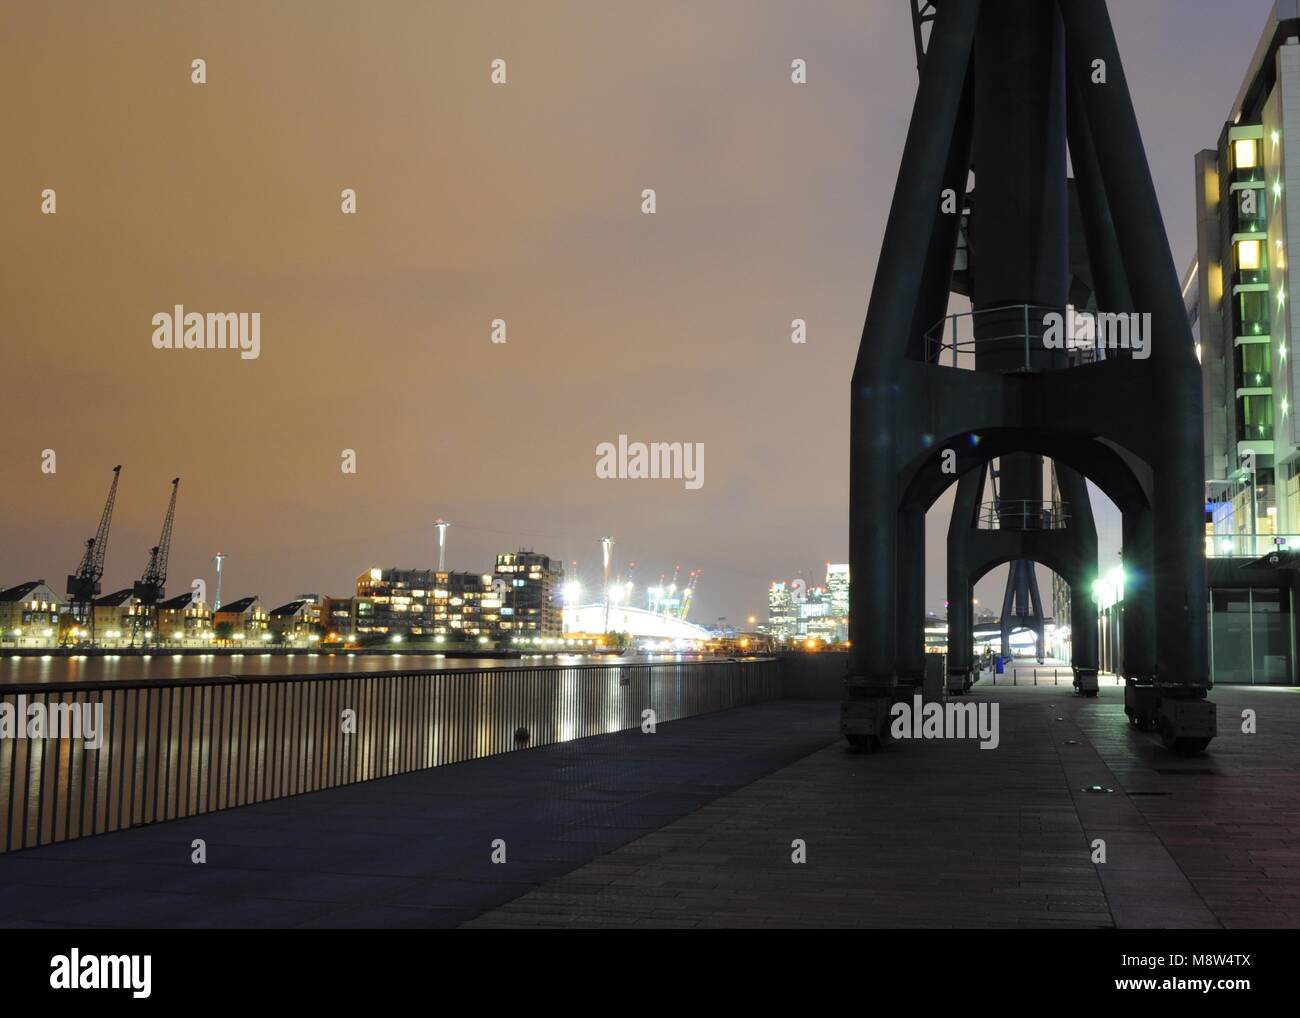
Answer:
(2, 685, 1298, 928)
(467, 685, 1300, 928)
(0, 700, 837, 928)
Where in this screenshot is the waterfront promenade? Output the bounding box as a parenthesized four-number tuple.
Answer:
(1, 683, 1298, 928)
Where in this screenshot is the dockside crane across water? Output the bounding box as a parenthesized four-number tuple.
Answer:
(131, 478, 180, 646)
(65, 465, 122, 644)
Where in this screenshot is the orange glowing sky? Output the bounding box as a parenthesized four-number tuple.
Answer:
(0, 0, 1272, 621)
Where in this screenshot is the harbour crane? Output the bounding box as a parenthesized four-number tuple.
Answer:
(65, 465, 122, 643)
(131, 478, 180, 646)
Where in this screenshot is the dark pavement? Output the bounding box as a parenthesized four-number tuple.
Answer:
(467, 684, 1300, 928)
(0, 700, 838, 928)
(2, 684, 1298, 928)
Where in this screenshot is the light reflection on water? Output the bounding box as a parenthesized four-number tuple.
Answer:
(0, 652, 711, 686)
(0, 655, 773, 853)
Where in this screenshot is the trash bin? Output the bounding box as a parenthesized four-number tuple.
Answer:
(995, 656, 1005, 675)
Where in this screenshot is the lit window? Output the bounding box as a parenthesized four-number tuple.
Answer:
(1235, 138, 1258, 169)
(1237, 239, 1262, 270)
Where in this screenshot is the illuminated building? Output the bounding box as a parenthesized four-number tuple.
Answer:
(268, 599, 319, 643)
(562, 603, 710, 642)
(319, 595, 354, 641)
(766, 569, 848, 643)
(494, 551, 563, 638)
(766, 581, 796, 639)
(800, 587, 843, 642)
(826, 563, 850, 617)
(646, 585, 683, 617)
(1191, 5, 1300, 546)
(155, 593, 213, 645)
(90, 589, 140, 646)
(291, 594, 327, 630)
(211, 596, 269, 642)
(354, 568, 493, 640)
(0, 581, 63, 647)
(1185, 2, 1300, 682)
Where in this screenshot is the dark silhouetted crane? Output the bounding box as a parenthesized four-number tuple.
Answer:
(65, 465, 122, 642)
(132, 478, 180, 646)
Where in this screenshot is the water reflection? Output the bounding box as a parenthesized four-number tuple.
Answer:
(0, 652, 712, 686)
(0, 655, 773, 853)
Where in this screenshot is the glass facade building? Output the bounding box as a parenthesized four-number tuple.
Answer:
(1184, 1, 1300, 682)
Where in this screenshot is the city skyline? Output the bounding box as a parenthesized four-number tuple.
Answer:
(0, 0, 1274, 626)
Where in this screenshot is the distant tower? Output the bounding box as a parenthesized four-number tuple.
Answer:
(600, 536, 614, 634)
(434, 519, 450, 572)
(213, 552, 225, 610)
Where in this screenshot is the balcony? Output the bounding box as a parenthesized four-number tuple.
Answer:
(923, 304, 1145, 372)
(976, 499, 1071, 531)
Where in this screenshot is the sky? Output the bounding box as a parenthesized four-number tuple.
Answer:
(0, 0, 1277, 626)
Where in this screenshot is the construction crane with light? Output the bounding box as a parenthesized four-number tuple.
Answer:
(65, 465, 122, 643)
(131, 478, 180, 646)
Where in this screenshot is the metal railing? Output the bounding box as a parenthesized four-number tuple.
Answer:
(922, 303, 1142, 371)
(987, 666, 1123, 687)
(976, 500, 1071, 531)
(0, 657, 780, 854)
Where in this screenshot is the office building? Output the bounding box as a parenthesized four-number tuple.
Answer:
(766, 581, 797, 640)
(826, 563, 850, 618)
